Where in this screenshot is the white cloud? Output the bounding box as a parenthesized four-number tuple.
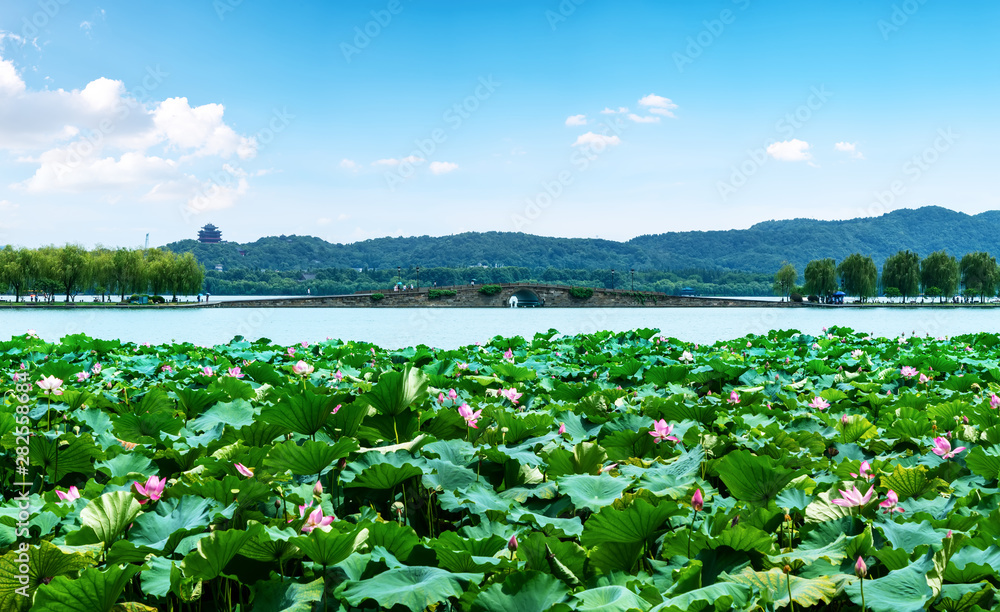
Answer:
(0, 52, 259, 210)
(638, 94, 678, 118)
(429, 161, 458, 175)
(572, 132, 621, 148)
(565, 114, 587, 126)
(183, 164, 249, 213)
(834, 141, 864, 159)
(80, 21, 93, 31)
(766, 139, 812, 162)
(340, 158, 360, 172)
(600, 106, 628, 114)
(628, 113, 660, 124)
(372, 155, 424, 166)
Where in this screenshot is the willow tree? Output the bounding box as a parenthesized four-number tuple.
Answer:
(772, 263, 797, 301)
(881, 250, 920, 302)
(837, 254, 878, 301)
(803, 258, 837, 298)
(959, 251, 998, 302)
(920, 250, 958, 302)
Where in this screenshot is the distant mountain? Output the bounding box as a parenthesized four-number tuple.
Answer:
(165, 207, 1000, 274)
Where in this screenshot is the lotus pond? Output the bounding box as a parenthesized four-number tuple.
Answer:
(2, 327, 1000, 612)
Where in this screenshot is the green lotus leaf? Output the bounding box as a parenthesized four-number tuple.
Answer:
(239, 522, 302, 563)
(472, 571, 570, 612)
(260, 390, 339, 436)
(0, 540, 96, 611)
(95, 453, 156, 479)
(716, 450, 803, 506)
(188, 399, 256, 432)
(250, 578, 325, 612)
(880, 465, 950, 500)
(843, 552, 935, 612)
(171, 387, 229, 420)
(964, 445, 1000, 481)
(581, 499, 681, 546)
(70, 491, 143, 548)
(32, 564, 141, 612)
(767, 533, 846, 567)
(357, 364, 429, 417)
(517, 532, 587, 584)
(139, 555, 180, 599)
(338, 566, 482, 611)
(571, 585, 652, 612)
(588, 541, 644, 574)
(544, 442, 608, 477)
(365, 521, 420, 562)
(181, 523, 263, 581)
(29, 433, 101, 481)
(341, 450, 425, 489)
(291, 525, 369, 567)
(723, 567, 839, 609)
(877, 519, 949, 553)
(558, 473, 631, 513)
(944, 545, 1000, 583)
(651, 583, 754, 612)
(129, 496, 214, 553)
(264, 438, 358, 476)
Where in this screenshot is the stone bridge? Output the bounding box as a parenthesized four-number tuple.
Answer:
(198, 283, 800, 308)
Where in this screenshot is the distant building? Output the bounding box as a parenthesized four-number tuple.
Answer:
(214, 264, 224, 272)
(198, 224, 223, 243)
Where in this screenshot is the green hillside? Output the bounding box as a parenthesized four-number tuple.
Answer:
(166, 206, 1000, 274)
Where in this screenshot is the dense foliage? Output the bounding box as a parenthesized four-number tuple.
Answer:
(3, 327, 1000, 611)
(163, 207, 1000, 275)
(0, 246, 204, 303)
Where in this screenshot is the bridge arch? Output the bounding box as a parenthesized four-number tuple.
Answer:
(506, 288, 544, 307)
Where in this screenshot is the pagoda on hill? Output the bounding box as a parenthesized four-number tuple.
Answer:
(197, 224, 222, 243)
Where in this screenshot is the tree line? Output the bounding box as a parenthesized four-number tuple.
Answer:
(773, 250, 999, 302)
(0, 245, 204, 302)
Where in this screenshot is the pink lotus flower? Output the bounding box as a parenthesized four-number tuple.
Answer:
(56, 486, 80, 503)
(331, 404, 341, 415)
(132, 475, 165, 504)
(841, 414, 851, 425)
(226, 367, 244, 378)
(727, 391, 740, 404)
(679, 350, 694, 363)
(200, 366, 214, 376)
(919, 373, 931, 384)
(691, 489, 704, 512)
(301, 341, 309, 348)
(161, 365, 173, 373)
(75, 371, 90, 382)
(302, 507, 335, 533)
(292, 361, 314, 376)
(447, 388, 458, 401)
(500, 388, 522, 405)
(855, 556, 867, 578)
(849, 461, 874, 482)
(458, 403, 482, 429)
(558, 423, 566, 434)
(334, 370, 343, 382)
(831, 484, 874, 508)
(457, 362, 469, 370)
(437, 392, 446, 403)
(808, 396, 830, 410)
(12, 373, 21, 382)
(287, 347, 296, 356)
(235, 463, 255, 477)
(313, 480, 323, 496)
(991, 394, 1000, 410)
(600, 463, 618, 473)
(37, 376, 63, 396)
(851, 349, 863, 359)
(879, 489, 904, 514)
(932, 436, 966, 459)
(507, 534, 518, 552)
(649, 419, 679, 443)
(900, 366, 918, 378)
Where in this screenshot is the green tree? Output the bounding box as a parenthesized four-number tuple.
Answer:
(33, 246, 60, 302)
(881, 250, 920, 302)
(111, 248, 145, 301)
(772, 263, 797, 301)
(959, 251, 998, 302)
(803, 258, 837, 297)
(920, 250, 959, 302)
(88, 246, 115, 302)
(837, 254, 878, 301)
(168, 252, 204, 299)
(54, 244, 91, 302)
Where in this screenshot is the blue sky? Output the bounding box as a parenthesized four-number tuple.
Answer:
(0, 0, 997, 248)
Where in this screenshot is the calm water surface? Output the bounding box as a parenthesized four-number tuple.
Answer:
(2, 306, 998, 349)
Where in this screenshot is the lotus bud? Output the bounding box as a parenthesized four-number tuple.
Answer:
(691, 489, 704, 512)
(274, 499, 281, 510)
(784, 513, 792, 522)
(391, 501, 404, 515)
(507, 534, 518, 552)
(855, 556, 867, 578)
(501, 427, 509, 434)
(731, 516, 740, 527)
(782, 564, 791, 574)
(313, 480, 323, 496)
(337, 458, 347, 471)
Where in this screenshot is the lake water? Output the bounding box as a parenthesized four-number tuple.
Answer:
(1, 305, 997, 349)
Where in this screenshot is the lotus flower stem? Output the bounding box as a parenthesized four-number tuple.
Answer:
(687, 508, 697, 558)
(787, 570, 794, 611)
(860, 577, 865, 612)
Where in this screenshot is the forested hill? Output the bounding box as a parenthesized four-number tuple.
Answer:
(165, 207, 1000, 273)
